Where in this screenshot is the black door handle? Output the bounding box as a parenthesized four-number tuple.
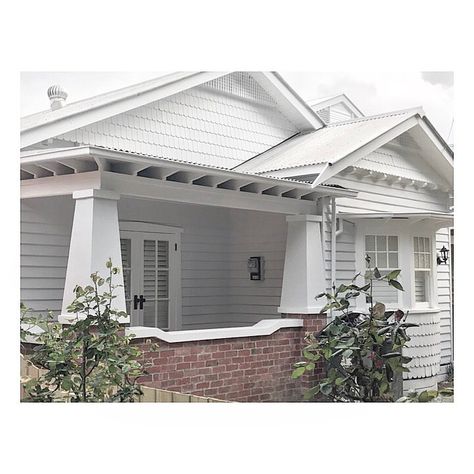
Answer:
(133, 294, 146, 310)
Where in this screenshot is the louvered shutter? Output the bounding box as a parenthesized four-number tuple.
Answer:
(120, 238, 132, 315)
(143, 239, 170, 328)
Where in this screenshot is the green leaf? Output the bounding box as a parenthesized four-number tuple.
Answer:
(61, 377, 72, 391)
(320, 383, 333, 396)
(292, 367, 306, 379)
(388, 279, 404, 291)
(385, 269, 401, 280)
(342, 349, 353, 358)
(305, 362, 315, 372)
(418, 390, 437, 402)
(303, 386, 320, 400)
(377, 326, 392, 336)
(303, 350, 320, 361)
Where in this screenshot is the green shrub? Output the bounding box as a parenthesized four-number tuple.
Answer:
(20, 260, 148, 402)
(293, 256, 418, 402)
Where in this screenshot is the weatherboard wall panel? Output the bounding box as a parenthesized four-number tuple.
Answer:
(117, 198, 287, 329)
(20, 197, 74, 316)
(436, 228, 452, 367)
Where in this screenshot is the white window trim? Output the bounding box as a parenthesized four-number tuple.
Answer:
(120, 220, 182, 330)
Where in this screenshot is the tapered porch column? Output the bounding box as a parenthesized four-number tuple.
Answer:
(59, 189, 128, 323)
(278, 215, 327, 314)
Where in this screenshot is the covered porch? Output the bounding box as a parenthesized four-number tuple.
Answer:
(20, 146, 356, 333)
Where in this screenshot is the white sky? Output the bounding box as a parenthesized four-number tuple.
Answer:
(20, 71, 454, 143)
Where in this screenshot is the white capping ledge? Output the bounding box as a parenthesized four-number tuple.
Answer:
(126, 318, 304, 343)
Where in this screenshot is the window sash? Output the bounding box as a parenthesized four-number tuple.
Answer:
(364, 234, 400, 306)
(365, 235, 399, 270)
(413, 237, 432, 304)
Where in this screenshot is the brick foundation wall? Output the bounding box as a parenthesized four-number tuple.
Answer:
(133, 314, 327, 402)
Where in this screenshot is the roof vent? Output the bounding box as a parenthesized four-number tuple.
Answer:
(47, 85, 68, 110)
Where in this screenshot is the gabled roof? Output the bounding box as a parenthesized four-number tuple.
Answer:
(234, 108, 421, 174)
(233, 107, 454, 189)
(307, 93, 364, 118)
(21, 72, 325, 149)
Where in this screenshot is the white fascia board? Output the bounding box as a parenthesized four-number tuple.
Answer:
(259, 162, 327, 179)
(252, 72, 325, 131)
(415, 117, 454, 187)
(340, 212, 454, 229)
(21, 72, 227, 149)
(126, 318, 304, 343)
(340, 212, 454, 220)
(311, 115, 419, 187)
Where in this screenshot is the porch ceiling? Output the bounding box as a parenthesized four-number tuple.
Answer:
(20, 146, 358, 208)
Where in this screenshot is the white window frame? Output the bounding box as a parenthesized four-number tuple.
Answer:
(119, 221, 182, 330)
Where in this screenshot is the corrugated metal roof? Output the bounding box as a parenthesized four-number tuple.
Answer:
(234, 108, 421, 175)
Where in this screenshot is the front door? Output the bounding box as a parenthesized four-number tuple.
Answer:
(120, 229, 180, 330)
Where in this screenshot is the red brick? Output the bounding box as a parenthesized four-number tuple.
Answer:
(132, 315, 326, 402)
(176, 362, 191, 370)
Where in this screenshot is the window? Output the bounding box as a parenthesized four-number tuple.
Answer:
(365, 235, 399, 305)
(414, 236, 432, 304)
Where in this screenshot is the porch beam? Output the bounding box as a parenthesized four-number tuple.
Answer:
(101, 171, 318, 215)
(20, 171, 102, 199)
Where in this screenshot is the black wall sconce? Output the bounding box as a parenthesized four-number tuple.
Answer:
(437, 245, 449, 265)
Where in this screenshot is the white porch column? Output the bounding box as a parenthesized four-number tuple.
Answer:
(278, 215, 327, 314)
(59, 189, 128, 323)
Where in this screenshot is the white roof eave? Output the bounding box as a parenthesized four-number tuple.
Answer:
(20, 146, 358, 199)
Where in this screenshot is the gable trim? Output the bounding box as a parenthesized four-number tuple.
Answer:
(252, 72, 325, 131)
(21, 72, 227, 149)
(310, 115, 420, 187)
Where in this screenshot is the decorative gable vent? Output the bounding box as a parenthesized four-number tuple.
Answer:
(204, 72, 276, 106)
(317, 107, 331, 123)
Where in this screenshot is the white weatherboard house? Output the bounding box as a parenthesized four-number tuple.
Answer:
(20, 72, 454, 393)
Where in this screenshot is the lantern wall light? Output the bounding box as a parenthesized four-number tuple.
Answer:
(437, 245, 449, 265)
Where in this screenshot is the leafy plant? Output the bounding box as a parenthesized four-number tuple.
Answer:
(292, 255, 418, 402)
(20, 260, 148, 402)
(397, 387, 454, 402)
